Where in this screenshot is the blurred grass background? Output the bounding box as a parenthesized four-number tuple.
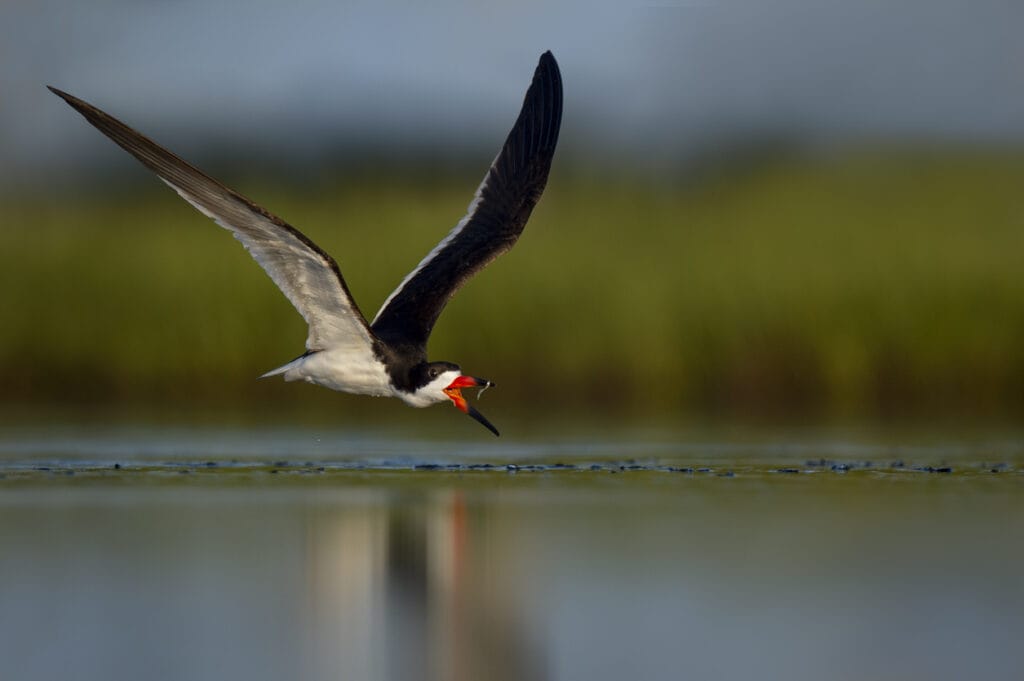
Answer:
(4, 146, 1023, 424)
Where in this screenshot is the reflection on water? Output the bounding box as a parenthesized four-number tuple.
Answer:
(1, 428, 1023, 681)
(306, 491, 546, 681)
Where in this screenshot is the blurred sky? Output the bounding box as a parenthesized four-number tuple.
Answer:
(3, 1, 1024, 188)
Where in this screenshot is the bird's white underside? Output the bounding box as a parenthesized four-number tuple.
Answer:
(264, 352, 456, 408)
(267, 348, 393, 396)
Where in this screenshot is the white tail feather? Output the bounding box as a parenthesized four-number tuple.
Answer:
(259, 356, 307, 380)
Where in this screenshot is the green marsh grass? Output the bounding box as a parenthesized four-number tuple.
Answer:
(4, 148, 1024, 420)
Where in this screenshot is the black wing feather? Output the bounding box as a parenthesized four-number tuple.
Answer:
(371, 51, 563, 351)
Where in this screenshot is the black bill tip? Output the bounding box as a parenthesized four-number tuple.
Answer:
(467, 405, 500, 437)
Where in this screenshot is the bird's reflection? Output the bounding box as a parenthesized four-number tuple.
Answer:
(306, 491, 548, 681)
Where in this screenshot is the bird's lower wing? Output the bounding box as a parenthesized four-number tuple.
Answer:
(50, 87, 376, 356)
(370, 51, 563, 350)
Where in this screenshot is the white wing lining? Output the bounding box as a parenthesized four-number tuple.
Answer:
(159, 179, 376, 355)
(50, 84, 381, 366)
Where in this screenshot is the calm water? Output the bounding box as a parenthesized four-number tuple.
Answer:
(1, 425, 1022, 681)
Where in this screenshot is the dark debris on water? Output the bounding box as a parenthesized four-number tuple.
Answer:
(0, 458, 1016, 482)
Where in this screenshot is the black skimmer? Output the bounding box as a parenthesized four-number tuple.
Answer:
(50, 52, 562, 437)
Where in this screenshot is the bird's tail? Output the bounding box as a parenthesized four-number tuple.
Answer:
(259, 352, 311, 380)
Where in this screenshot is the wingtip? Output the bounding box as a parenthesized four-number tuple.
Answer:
(538, 50, 559, 71)
(48, 85, 87, 112)
(535, 51, 563, 98)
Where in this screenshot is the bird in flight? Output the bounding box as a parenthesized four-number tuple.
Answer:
(51, 51, 563, 437)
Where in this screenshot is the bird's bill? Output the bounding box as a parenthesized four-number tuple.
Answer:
(443, 375, 499, 437)
(464, 404, 500, 437)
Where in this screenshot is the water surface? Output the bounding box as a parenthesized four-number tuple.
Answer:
(1, 425, 1021, 681)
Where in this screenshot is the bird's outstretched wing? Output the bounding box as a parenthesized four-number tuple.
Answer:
(49, 86, 376, 356)
(370, 51, 563, 350)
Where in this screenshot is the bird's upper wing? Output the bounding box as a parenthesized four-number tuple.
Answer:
(49, 87, 376, 356)
(370, 51, 563, 350)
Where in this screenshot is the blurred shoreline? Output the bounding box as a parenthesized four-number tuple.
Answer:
(4, 146, 1024, 422)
